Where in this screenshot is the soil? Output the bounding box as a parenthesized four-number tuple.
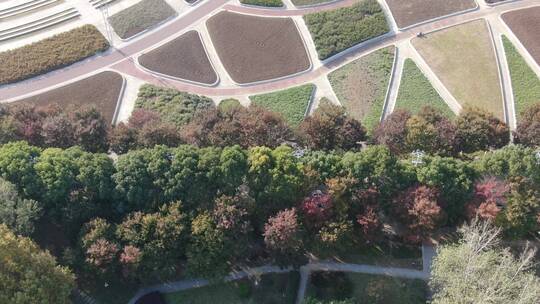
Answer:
(18, 71, 124, 124)
(139, 30, 218, 85)
(206, 11, 311, 84)
(385, 0, 476, 28)
(502, 7, 540, 66)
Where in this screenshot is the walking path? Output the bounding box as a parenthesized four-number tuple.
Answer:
(2, 0, 540, 102)
(127, 244, 436, 304)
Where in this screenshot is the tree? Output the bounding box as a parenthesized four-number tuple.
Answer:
(41, 112, 76, 149)
(10, 104, 45, 146)
(108, 123, 138, 154)
(430, 220, 540, 304)
(85, 238, 119, 273)
(455, 107, 509, 153)
(514, 103, 540, 147)
(405, 107, 456, 156)
(373, 109, 411, 154)
(263, 208, 304, 266)
(0, 178, 42, 236)
(465, 177, 509, 221)
(0, 225, 75, 304)
(0, 141, 42, 197)
(136, 122, 183, 148)
(300, 190, 333, 227)
(72, 106, 109, 153)
(498, 176, 540, 238)
(299, 100, 366, 150)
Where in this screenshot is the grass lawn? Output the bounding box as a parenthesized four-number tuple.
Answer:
(304, 0, 389, 60)
(250, 84, 315, 126)
(328, 46, 395, 131)
(502, 35, 540, 119)
(412, 20, 504, 119)
(240, 0, 283, 6)
(395, 59, 454, 117)
(109, 0, 176, 39)
(306, 272, 427, 304)
(164, 272, 299, 304)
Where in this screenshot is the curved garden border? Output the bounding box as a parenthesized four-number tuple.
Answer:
(135, 30, 220, 87)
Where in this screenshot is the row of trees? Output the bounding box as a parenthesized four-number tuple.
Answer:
(3, 101, 540, 155)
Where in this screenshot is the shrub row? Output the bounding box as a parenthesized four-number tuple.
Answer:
(0, 25, 109, 85)
(240, 0, 284, 7)
(304, 0, 389, 59)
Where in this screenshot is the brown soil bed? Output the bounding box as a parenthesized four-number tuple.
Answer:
(385, 0, 477, 29)
(206, 11, 310, 84)
(502, 7, 540, 66)
(139, 30, 218, 85)
(18, 71, 124, 123)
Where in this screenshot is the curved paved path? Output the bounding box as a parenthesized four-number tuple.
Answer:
(1, 0, 540, 101)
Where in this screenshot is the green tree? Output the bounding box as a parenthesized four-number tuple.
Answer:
(0, 225, 75, 304)
(113, 149, 156, 211)
(430, 220, 540, 304)
(0, 178, 42, 236)
(0, 141, 41, 197)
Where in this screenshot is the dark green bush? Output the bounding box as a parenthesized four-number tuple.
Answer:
(240, 0, 284, 7)
(0, 25, 109, 84)
(304, 0, 389, 59)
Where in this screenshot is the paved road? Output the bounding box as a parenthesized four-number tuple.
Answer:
(1, 0, 539, 101)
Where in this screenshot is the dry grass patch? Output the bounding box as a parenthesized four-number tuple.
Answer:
(328, 46, 395, 131)
(385, 0, 476, 29)
(139, 30, 217, 85)
(206, 11, 310, 84)
(502, 7, 540, 66)
(412, 20, 504, 119)
(18, 71, 124, 123)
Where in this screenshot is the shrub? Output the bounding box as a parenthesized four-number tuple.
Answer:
(515, 103, 540, 147)
(0, 25, 109, 84)
(304, 0, 389, 59)
(240, 0, 283, 7)
(108, 0, 177, 39)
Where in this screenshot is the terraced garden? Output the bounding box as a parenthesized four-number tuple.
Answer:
(0, 25, 109, 85)
(250, 84, 315, 126)
(108, 0, 177, 39)
(385, 0, 477, 29)
(304, 0, 389, 60)
(502, 35, 540, 119)
(395, 59, 453, 117)
(138, 30, 218, 85)
(206, 11, 310, 84)
(165, 272, 299, 304)
(18, 71, 124, 123)
(502, 6, 540, 66)
(328, 46, 395, 131)
(412, 20, 504, 119)
(305, 272, 427, 304)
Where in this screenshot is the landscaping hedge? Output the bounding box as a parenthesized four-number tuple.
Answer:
(0, 25, 109, 85)
(240, 0, 284, 7)
(304, 0, 389, 60)
(108, 0, 177, 39)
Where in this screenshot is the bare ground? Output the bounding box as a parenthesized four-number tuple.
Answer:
(206, 11, 311, 84)
(18, 71, 124, 123)
(385, 0, 476, 29)
(139, 30, 218, 85)
(503, 7, 540, 66)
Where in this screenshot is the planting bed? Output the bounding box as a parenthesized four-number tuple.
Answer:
(305, 272, 427, 304)
(250, 84, 315, 126)
(108, 0, 176, 39)
(206, 11, 310, 84)
(502, 7, 540, 66)
(165, 272, 299, 304)
(0, 25, 109, 85)
(385, 0, 476, 29)
(412, 20, 504, 119)
(291, 0, 334, 6)
(240, 0, 283, 7)
(395, 59, 453, 117)
(304, 0, 389, 60)
(138, 30, 217, 85)
(502, 36, 540, 119)
(327, 46, 395, 131)
(18, 71, 124, 123)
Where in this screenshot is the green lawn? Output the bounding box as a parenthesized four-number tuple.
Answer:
(305, 272, 427, 304)
(250, 84, 315, 126)
(108, 0, 176, 39)
(240, 0, 284, 6)
(303, 0, 389, 60)
(165, 272, 299, 304)
(502, 35, 540, 119)
(395, 59, 454, 117)
(412, 20, 504, 119)
(328, 46, 395, 131)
